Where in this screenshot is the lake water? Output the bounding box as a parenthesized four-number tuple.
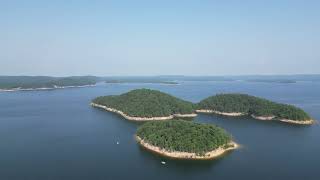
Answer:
(0, 81, 319, 180)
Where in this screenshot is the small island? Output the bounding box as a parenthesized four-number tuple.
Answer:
(136, 120, 237, 160)
(91, 89, 197, 121)
(196, 93, 314, 125)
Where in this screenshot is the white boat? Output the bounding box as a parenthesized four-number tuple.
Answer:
(161, 161, 166, 165)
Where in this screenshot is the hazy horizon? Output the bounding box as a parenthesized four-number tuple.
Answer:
(1, 73, 320, 77)
(1, 0, 319, 76)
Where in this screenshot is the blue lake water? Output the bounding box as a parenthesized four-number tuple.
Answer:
(0, 81, 319, 180)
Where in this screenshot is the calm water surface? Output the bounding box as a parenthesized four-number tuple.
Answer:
(0, 81, 319, 180)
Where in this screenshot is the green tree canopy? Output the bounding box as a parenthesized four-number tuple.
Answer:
(92, 89, 195, 117)
(136, 120, 233, 155)
(197, 93, 311, 121)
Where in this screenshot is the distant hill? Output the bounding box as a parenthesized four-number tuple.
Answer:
(0, 76, 100, 90)
(2, 74, 320, 91)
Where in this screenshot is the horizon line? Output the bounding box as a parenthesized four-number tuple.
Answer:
(1, 73, 320, 77)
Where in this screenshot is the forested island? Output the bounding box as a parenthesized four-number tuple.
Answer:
(197, 94, 314, 124)
(91, 89, 197, 120)
(136, 120, 237, 159)
(0, 76, 99, 91)
(92, 89, 314, 124)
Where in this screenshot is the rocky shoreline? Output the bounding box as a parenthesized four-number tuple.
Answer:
(279, 119, 314, 125)
(91, 103, 197, 121)
(250, 114, 275, 120)
(196, 109, 246, 116)
(251, 114, 314, 125)
(196, 109, 314, 125)
(136, 136, 238, 160)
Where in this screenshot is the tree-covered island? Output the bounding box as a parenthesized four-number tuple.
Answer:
(91, 89, 197, 120)
(136, 120, 237, 159)
(196, 93, 314, 125)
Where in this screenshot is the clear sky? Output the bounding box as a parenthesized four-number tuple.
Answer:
(1, 0, 319, 76)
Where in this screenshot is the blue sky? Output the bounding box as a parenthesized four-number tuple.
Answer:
(0, 0, 319, 76)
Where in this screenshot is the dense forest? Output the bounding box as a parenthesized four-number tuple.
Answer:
(92, 89, 195, 117)
(0, 76, 99, 89)
(197, 94, 311, 121)
(136, 120, 233, 155)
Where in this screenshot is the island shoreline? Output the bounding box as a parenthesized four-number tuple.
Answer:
(278, 118, 314, 125)
(135, 136, 238, 160)
(196, 109, 246, 116)
(196, 109, 314, 125)
(91, 103, 197, 121)
(251, 115, 314, 125)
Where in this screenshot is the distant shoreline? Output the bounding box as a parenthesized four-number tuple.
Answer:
(196, 109, 314, 125)
(0, 84, 96, 92)
(136, 136, 238, 160)
(91, 103, 197, 121)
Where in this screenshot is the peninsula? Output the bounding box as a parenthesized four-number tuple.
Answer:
(91, 89, 197, 121)
(197, 93, 314, 125)
(0, 76, 99, 91)
(136, 120, 237, 159)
